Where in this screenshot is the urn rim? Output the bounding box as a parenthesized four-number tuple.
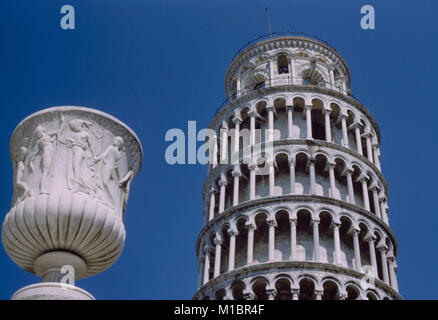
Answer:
(9, 105, 143, 176)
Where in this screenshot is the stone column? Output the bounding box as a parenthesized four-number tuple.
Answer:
(249, 162, 256, 200)
(268, 219, 277, 261)
(358, 175, 370, 211)
(267, 105, 275, 142)
(363, 132, 373, 162)
(220, 122, 228, 164)
(315, 290, 323, 300)
(249, 111, 256, 147)
(208, 187, 217, 221)
(269, 159, 275, 196)
(372, 143, 381, 170)
(333, 222, 341, 265)
(305, 105, 313, 139)
(290, 58, 296, 84)
(309, 157, 316, 195)
(379, 195, 389, 225)
(327, 162, 337, 199)
(268, 57, 274, 86)
(353, 124, 363, 155)
(388, 255, 399, 291)
(246, 223, 256, 265)
(370, 186, 382, 219)
(340, 114, 349, 148)
(212, 135, 218, 169)
(243, 290, 255, 300)
(313, 219, 320, 262)
(378, 246, 390, 285)
(233, 116, 242, 155)
(352, 229, 362, 271)
(367, 237, 378, 278)
(235, 74, 241, 97)
(322, 109, 332, 142)
(329, 69, 335, 89)
(228, 229, 238, 272)
(287, 105, 294, 139)
(291, 289, 299, 300)
(197, 257, 204, 289)
(266, 288, 277, 300)
(213, 237, 223, 278)
(203, 247, 211, 285)
(232, 166, 241, 206)
(3, 106, 143, 300)
(289, 159, 296, 194)
(344, 168, 355, 204)
(290, 219, 297, 260)
(218, 174, 227, 213)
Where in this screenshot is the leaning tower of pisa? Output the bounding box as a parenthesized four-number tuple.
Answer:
(193, 32, 401, 300)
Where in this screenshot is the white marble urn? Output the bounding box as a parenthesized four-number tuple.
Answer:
(1, 106, 142, 299)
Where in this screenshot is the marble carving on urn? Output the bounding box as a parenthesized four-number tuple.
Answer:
(1, 106, 142, 299)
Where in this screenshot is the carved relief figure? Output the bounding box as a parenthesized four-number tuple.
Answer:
(95, 136, 132, 213)
(119, 170, 133, 216)
(14, 138, 31, 202)
(63, 119, 98, 195)
(27, 118, 63, 194)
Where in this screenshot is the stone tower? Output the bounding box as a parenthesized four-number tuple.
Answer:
(194, 33, 401, 300)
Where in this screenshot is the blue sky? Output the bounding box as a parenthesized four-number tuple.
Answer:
(0, 0, 437, 299)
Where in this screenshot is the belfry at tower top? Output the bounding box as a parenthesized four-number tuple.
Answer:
(224, 32, 351, 98)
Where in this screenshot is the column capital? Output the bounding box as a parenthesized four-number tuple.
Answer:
(312, 218, 320, 225)
(289, 218, 297, 225)
(368, 183, 379, 192)
(227, 228, 238, 237)
(326, 161, 336, 169)
(288, 158, 296, 166)
(349, 227, 360, 236)
(356, 173, 369, 183)
(266, 104, 275, 112)
(209, 186, 219, 194)
(218, 176, 228, 187)
(341, 166, 354, 176)
(361, 130, 373, 138)
(213, 237, 223, 246)
(339, 112, 348, 120)
(248, 161, 257, 171)
(286, 105, 294, 112)
(243, 290, 255, 300)
(364, 234, 376, 242)
(376, 243, 388, 252)
(267, 219, 277, 227)
(220, 121, 229, 130)
(248, 109, 259, 118)
(266, 288, 277, 299)
(304, 104, 313, 110)
(339, 292, 348, 300)
(232, 166, 242, 177)
(203, 245, 214, 254)
(348, 121, 362, 130)
(315, 290, 323, 298)
(232, 115, 242, 125)
(245, 222, 257, 231)
(322, 108, 332, 115)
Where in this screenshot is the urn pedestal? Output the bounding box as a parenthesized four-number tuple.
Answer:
(2, 106, 142, 299)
